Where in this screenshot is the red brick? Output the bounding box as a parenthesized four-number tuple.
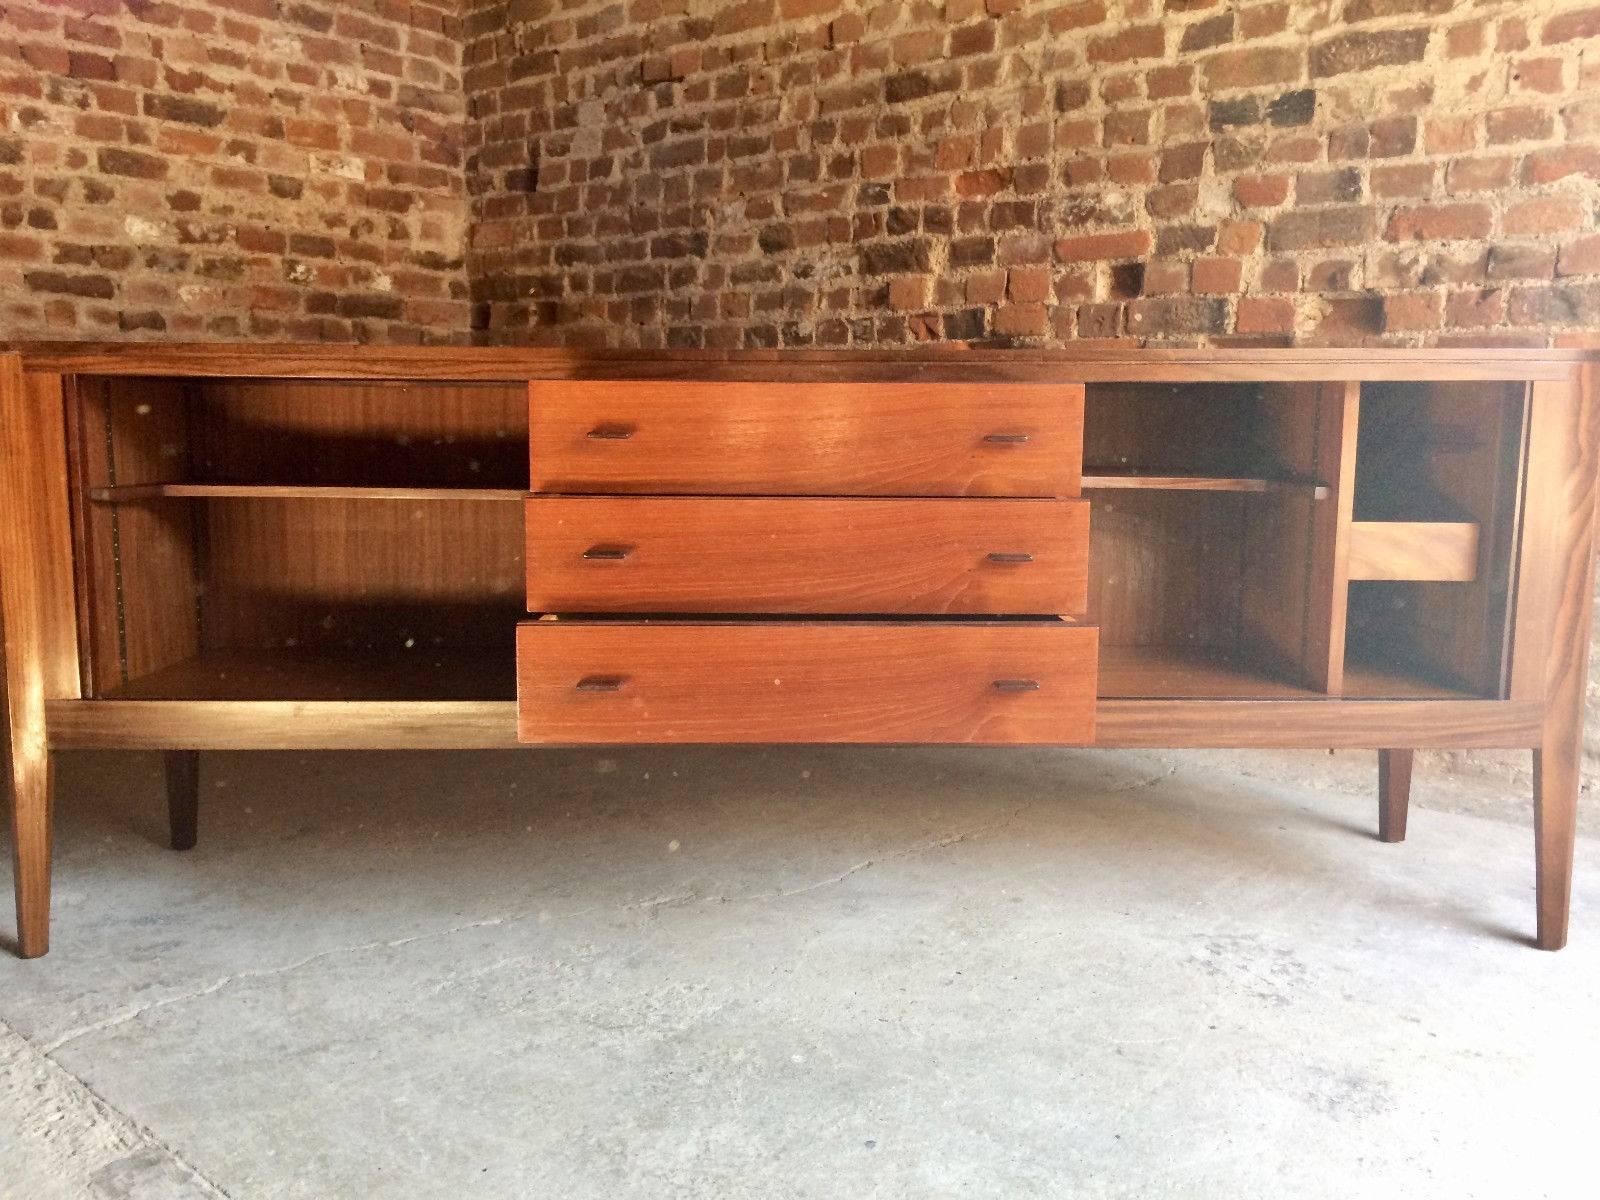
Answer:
(1385, 203, 1493, 242)
(1233, 174, 1290, 207)
(1141, 261, 1188, 295)
(1216, 221, 1264, 256)
(1049, 2, 1107, 34)
(1446, 288, 1506, 327)
(955, 168, 1009, 197)
(1007, 266, 1051, 303)
(1382, 291, 1443, 332)
(966, 269, 1005, 304)
(780, 0, 839, 18)
(1313, 29, 1429, 77)
(1447, 156, 1514, 192)
(1054, 229, 1153, 261)
(888, 274, 929, 310)
(1088, 25, 1164, 65)
(1543, 9, 1600, 44)
(1502, 195, 1586, 236)
(1371, 163, 1434, 197)
(1425, 116, 1477, 155)
(1522, 145, 1600, 184)
(1486, 106, 1554, 144)
(1192, 257, 1244, 294)
(1258, 259, 1301, 291)
(993, 302, 1049, 335)
(1558, 235, 1600, 277)
(1201, 47, 1302, 91)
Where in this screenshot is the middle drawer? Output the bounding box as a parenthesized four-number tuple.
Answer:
(526, 496, 1089, 615)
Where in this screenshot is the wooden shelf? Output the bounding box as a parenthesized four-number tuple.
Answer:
(1342, 647, 1481, 701)
(1082, 472, 1329, 498)
(90, 479, 1327, 502)
(1097, 644, 1323, 700)
(1348, 520, 1480, 582)
(1098, 643, 1480, 701)
(101, 646, 516, 702)
(88, 484, 527, 503)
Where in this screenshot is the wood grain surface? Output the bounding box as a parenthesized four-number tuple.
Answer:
(525, 496, 1089, 615)
(1, 355, 57, 956)
(16, 342, 1589, 382)
(517, 619, 1098, 744)
(530, 379, 1084, 496)
(1348, 521, 1480, 582)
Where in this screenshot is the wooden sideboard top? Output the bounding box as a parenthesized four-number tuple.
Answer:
(8, 342, 1597, 383)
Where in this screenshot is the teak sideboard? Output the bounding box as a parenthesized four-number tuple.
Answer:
(2, 345, 1595, 958)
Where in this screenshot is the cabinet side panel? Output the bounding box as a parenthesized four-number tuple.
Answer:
(19, 373, 80, 699)
(67, 377, 200, 695)
(1509, 375, 1589, 705)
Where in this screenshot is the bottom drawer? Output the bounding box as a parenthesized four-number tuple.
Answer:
(517, 619, 1098, 745)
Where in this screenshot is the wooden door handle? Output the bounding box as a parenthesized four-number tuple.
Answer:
(575, 675, 627, 692)
(992, 679, 1041, 692)
(582, 545, 633, 561)
(986, 552, 1034, 563)
(983, 432, 1031, 444)
(586, 424, 635, 440)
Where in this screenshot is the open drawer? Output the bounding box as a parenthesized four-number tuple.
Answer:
(516, 617, 1098, 745)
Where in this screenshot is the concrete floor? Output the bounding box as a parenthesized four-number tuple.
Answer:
(1, 747, 1595, 1199)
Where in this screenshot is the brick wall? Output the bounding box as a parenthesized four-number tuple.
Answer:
(463, 0, 1600, 350)
(0, 0, 470, 344)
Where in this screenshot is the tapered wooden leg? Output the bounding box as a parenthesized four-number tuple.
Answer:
(1533, 733, 1579, 951)
(165, 751, 199, 852)
(8, 747, 52, 958)
(1378, 749, 1412, 843)
(1, 353, 57, 959)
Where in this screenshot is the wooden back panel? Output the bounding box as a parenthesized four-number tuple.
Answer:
(185, 380, 530, 654)
(198, 497, 525, 653)
(190, 380, 529, 489)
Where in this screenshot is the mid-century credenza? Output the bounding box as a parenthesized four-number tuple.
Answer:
(2, 345, 1595, 957)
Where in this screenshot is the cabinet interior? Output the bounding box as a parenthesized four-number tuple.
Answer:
(70, 376, 528, 701)
(68, 375, 1530, 705)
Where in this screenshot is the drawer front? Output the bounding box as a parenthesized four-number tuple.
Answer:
(525, 497, 1090, 616)
(516, 620, 1098, 744)
(529, 380, 1084, 497)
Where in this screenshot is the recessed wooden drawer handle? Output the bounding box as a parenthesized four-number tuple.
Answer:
(986, 552, 1034, 564)
(582, 545, 633, 561)
(992, 679, 1041, 692)
(576, 674, 628, 692)
(984, 432, 1031, 444)
(586, 423, 635, 440)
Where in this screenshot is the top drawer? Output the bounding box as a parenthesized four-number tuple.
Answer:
(530, 380, 1084, 497)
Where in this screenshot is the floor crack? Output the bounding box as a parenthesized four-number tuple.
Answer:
(40, 909, 543, 1054)
(2, 1013, 233, 1198)
(40, 811, 1025, 1053)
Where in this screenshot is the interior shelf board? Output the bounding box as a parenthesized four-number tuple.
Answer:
(1097, 644, 1324, 700)
(100, 646, 517, 702)
(1341, 651, 1481, 701)
(1099, 644, 1482, 701)
(1082, 472, 1329, 498)
(88, 483, 529, 503)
